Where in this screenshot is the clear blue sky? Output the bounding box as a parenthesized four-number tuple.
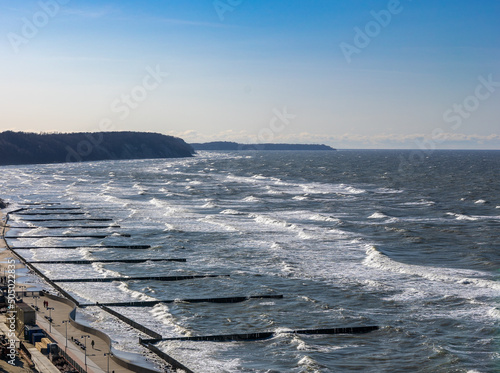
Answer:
(1, 0, 499, 148)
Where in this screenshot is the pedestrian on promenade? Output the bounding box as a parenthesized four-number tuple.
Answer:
(91, 340, 95, 349)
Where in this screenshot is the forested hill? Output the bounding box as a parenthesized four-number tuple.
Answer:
(0, 131, 194, 166)
(191, 141, 336, 151)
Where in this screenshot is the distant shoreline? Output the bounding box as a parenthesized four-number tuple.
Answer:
(191, 141, 336, 151)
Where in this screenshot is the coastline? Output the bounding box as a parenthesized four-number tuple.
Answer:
(0, 204, 171, 372)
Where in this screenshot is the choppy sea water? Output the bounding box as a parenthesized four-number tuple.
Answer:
(0, 150, 499, 372)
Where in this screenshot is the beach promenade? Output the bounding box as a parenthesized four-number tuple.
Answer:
(22, 294, 122, 373)
(1, 208, 160, 373)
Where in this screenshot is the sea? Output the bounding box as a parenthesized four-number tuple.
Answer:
(0, 150, 498, 373)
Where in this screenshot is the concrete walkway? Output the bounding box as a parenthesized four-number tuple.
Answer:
(23, 294, 133, 373)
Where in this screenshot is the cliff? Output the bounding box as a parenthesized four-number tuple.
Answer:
(0, 131, 194, 166)
(191, 142, 336, 151)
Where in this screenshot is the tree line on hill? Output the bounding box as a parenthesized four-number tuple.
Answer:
(0, 131, 194, 166)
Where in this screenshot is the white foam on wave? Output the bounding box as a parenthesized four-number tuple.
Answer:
(80, 248, 98, 261)
(291, 334, 309, 351)
(157, 340, 241, 373)
(368, 212, 388, 219)
(20, 227, 46, 235)
(265, 185, 284, 195)
(198, 215, 238, 231)
(298, 355, 322, 371)
(149, 198, 167, 208)
(91, 262, 123, 278)
(363, 246, 500, 291)
(220, 209, 244, 215)
(117, 282, 157, 301)
(163, 223, 180, 232)
(487, 307, 500, 319)
(343, 185, 366, 194)
(301, 182, 365, 195)
(271, 242, 283, 250)
(148, 199, 185, 217)
(446, 212, 478, 221)
(474, 199, 487, 204)
(308, 214, 340, 223)
(243, 196, 260, 202)
(374, 187, 403, 194)
(250, 213, 290, 228)
(252, 174, 266, 180)
(201, 201, 217, 208)
(150, 303, 192, 337)
(401, 200, 435, 207)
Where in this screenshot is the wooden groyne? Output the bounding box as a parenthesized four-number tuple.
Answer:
(290, 326, 380, 335)
(19, 202, 61, 205)
(98, 305, 163, 339)
(30, 258, 186, 264)
(32, 207, 81, 210)
(80, 294, 283, 307)
(23, 218, 113, 222)
(7, 234, 131, 238)
(143, 326, 380, 343)
(137, 326, 379, 371)
(13, 245, 151, 249)
(14, 212, 86, 215)
(141, 343, 195, 373)
(53, 274, 230, 283)
(8, 225, 120, 229)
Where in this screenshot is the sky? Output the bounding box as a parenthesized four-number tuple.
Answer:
(0, 0, 499, 149)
